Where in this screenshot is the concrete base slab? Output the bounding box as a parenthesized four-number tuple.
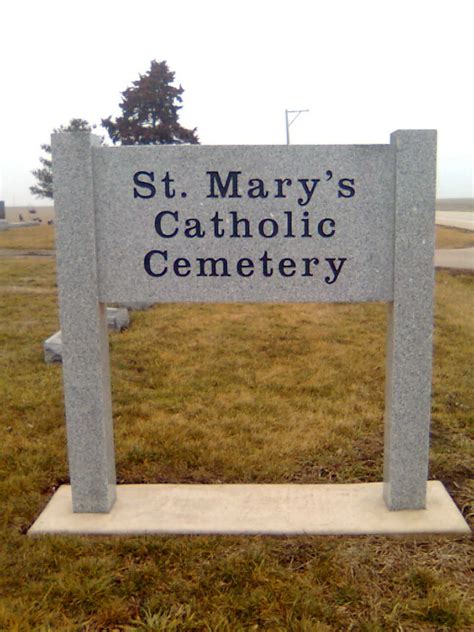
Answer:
(28, 481, 470, 536)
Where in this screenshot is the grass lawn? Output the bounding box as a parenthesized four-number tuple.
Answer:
(0, 225, 472, 630)
(435, 226, 474, 250)
(0, 225, 56, 251)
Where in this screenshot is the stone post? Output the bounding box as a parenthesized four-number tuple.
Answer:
(383, 130, 437, 510)
(51, 132, 116, 512)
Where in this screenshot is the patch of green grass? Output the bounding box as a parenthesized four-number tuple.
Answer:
(0, 255, 472, 630)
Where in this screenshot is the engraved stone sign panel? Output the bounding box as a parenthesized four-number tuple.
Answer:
(93, 145, 395, 303)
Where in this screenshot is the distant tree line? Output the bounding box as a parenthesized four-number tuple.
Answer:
(31, 61, 199, 199)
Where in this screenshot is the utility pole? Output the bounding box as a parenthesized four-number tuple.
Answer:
(285, 109, 309, 144)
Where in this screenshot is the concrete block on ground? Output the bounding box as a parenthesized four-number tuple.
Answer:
(106, 307, 129, 331)
(44, 331, 63, 364)
(28, 481, 470, 536)
(44, 308, 129, 364)
(117, 302, 154, 311)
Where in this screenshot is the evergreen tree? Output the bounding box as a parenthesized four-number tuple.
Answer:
(102, 60, 199, 145)
(30, 118, 92, 199)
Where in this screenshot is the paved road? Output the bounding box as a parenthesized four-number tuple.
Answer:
(436, 211, 474, 231)
(434, 247, 474, 271)
(434, 211, 473, 269)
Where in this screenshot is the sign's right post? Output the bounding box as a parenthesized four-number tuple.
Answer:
(384, 130, 437, 510)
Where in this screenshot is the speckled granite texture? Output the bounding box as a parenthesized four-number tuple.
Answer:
(50, 131, 437, 517)
(52, 133, 116, 512)
(93, 144, 395, 303)
(383, 130, 437, 510)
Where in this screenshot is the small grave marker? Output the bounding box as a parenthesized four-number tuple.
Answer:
(43, 307, 130, 363)
(0, 200, 7, 231)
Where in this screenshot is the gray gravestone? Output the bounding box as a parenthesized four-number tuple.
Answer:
(0, 201, 7, 230)
(44, 307, 130, 363)
(28, 129, 468, 536)
(43, 331, 62, 364)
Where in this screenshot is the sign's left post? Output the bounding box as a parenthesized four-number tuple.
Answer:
(52, 132, 116, 512)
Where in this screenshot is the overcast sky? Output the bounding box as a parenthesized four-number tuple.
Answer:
(1, 0, 472, 206)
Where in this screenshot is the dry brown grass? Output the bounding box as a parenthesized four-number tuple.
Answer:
(0, 250, 472, 629)
(435, 226, 474, 249)
(0, 224, 55, 250)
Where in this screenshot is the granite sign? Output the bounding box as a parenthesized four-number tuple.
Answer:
(94, 143, 394, 303)
(29, 130, 470, 536)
